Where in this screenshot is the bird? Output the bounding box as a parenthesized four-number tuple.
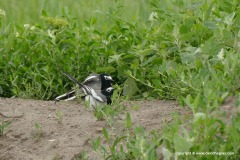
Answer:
(84, 86, 114, 108)
(55, 72, 115, 108)
(55, 72, 114, 101)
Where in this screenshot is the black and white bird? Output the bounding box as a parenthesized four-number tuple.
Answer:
(55, 72, 115, 108)
(84, 86, 114, 107)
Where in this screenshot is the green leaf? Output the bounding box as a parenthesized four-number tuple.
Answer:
(0, 121, 11, 136)
(110, 136, 127, 153)
(0, 86, 3, 95)
(162, 147, 172, 160)
(193, 93, 201, 108)
(35, 122, 42, 130)
(96, 66, 116, 73)
(179, 18, 194, 34)
(41, 10, 47, 17)
(202, 37, 224, 56)
(173, 25, 179, 39)
(92, 136, 101, 151)
(142, 92, 149, 98)
(184, 94, 194, 112)
(102, 128, 109, 140)
(203, 21, 217, 30)
(204, 2, 214, 21)
(123, 77, 139, 96)
(173, 133, 192, 152)
(224, 12, 235, 26)
(220, 92, 229, 101)
(193, 112, 206, 124)
(126, 112, 131, 129)
(108, 54, 122, 63)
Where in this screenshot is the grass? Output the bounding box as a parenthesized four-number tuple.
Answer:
(0, 0, 150, 26)
(1, 0, 240, 159)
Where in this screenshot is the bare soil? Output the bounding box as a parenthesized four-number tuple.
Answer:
(1, 97, 237, 160)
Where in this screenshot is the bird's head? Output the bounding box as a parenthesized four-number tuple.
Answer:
(99, 74, 115, 89)
(100, 74, 114, 82)
(101, 87, 115, 105)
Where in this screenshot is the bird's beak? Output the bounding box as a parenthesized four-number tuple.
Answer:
(107, 77, 115, 83)
(105, 76, 116, 83)
(110, 79, 116, 83)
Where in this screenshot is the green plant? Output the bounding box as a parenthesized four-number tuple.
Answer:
(55, 110, 63, 124)
(91, 112, 162, 160)
(0, 120, 11, 136)
(34, 122, 43, 140)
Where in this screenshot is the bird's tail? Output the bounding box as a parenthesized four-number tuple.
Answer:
(63, 72, 84, 87)
(55, 90, 76, 101)
(62, 72, 91, 95)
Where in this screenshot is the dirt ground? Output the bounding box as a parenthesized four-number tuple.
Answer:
(1, 97, 236, 160)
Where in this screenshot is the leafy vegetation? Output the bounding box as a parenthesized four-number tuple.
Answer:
(91, 112, 160, 160)
(1, 0, 240, 159)
(0, 0, 149, 26)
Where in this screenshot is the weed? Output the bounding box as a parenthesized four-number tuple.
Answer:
(34, 122, 43, 141)
(55, 110, 63, 124)
(92, 112, 161, 159)
(92, 85, 126, 122)
(92, 106, 105, 121)
(0, 120, 11, 136)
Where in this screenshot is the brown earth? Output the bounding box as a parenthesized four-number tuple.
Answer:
(1, 97, 236, 160)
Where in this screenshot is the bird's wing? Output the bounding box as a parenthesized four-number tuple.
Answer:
(83, 74, 102, 90)
(84, 81, 102, 91)
(83, 74, 100, 83)
(89, 88, 107, 103)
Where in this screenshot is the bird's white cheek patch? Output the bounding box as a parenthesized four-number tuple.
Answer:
(104, 76, 112, 80)
(106, 87, 114, 92)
